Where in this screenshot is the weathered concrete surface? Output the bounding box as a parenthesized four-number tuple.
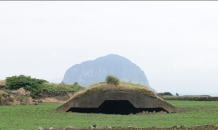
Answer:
(55, 91, 179, 113)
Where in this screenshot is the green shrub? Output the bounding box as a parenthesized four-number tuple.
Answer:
(143, 92, 148, 95)
(149, 95, 157, 98)
(164, 92, 173, 96)
(5, 75, 48, 92)
(74, 82, 78, 85)
(30, 94, 36, 99)
(105, 75, 120, 86)
(0, 95, 2, 104)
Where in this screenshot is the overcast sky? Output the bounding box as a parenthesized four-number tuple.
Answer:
(1, 2, 218, 95)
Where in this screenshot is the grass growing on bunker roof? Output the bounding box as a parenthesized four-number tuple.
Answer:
(68, 81, 160, 101)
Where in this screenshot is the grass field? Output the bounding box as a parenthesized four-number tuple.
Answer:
(1, 100, 218, 130)
(159, 95, 215, 98)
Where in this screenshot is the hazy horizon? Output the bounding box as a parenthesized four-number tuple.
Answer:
(1, 2, 218, 96)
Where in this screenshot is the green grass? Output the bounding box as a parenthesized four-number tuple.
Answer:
(1, 101, 218, 130)
(72, 81, 157, 100)
(21, 96, 29, 101)
(121, 81, 151, 90)
(0, 90, 7, 95)
(40, 83, 85, 92)
(160, 95, 214, 98)
(89, 81, 150, 90)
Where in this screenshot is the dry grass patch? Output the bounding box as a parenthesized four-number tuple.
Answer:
(67, 81, 162, 101)
(0, 95, 34, 106)
(43, 98, 60, 103)
(67, 93, 73, 98)
(0, 80, 6, 86)
(11, 88, 31, 95)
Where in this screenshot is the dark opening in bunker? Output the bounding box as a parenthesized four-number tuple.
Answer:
(67, 100, 167, 115)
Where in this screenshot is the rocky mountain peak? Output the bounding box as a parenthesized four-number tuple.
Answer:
(62, 54, 157, 93)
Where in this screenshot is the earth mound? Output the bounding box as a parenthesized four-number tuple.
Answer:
(55, 82, 179, 114)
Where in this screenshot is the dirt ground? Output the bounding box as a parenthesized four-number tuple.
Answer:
(42, 97, 66, 103)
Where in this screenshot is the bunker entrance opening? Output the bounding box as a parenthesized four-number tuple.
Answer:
(67, 100, 167, 115)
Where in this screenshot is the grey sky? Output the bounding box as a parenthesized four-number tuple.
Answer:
(1, 2, 218, 95)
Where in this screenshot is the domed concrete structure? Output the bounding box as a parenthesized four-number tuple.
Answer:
(55, 82, 179, 114)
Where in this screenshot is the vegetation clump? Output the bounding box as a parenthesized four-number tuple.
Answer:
(164, 92, 173, 96)
(106, 75, 120, 86)
(74, 82, 78, 85)
(5, 75, 85, 93)
(30, 94, 36, 99)
(5, 75, 48, 92)
(41, 82, 84, 92)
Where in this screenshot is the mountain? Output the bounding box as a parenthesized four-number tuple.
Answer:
(62, 54, 157, 93)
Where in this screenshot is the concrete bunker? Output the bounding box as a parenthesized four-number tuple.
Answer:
(55, 83, 180, 114)
(67, 100, 167, 115)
